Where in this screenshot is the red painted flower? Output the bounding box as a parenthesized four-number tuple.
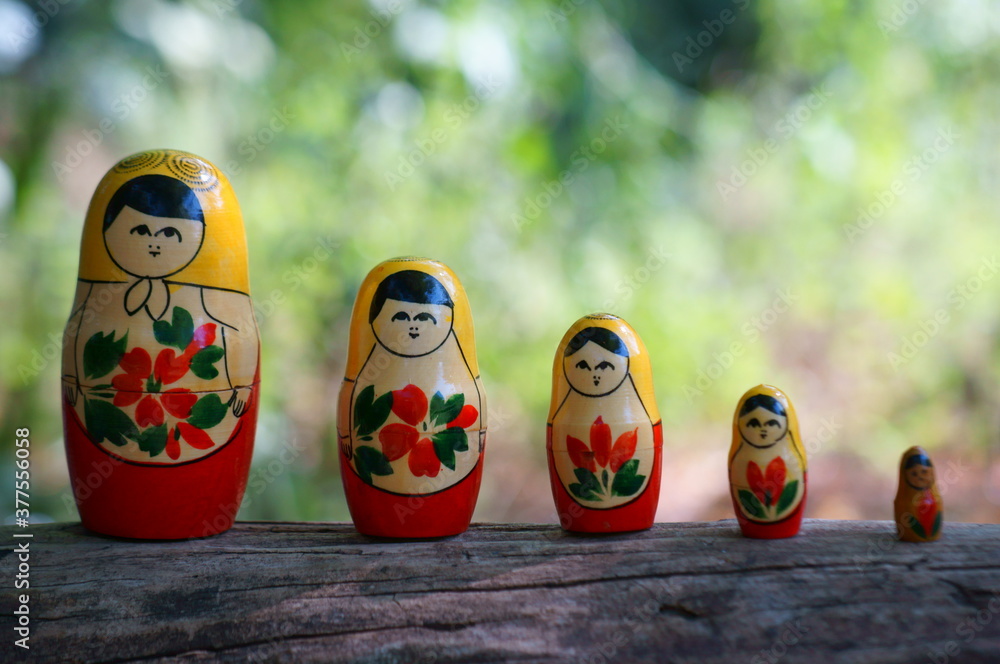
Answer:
(747, 457, 787, 507)
(108, 323, 219, 461)
(567, 416, 638, 473)
(915, 491, 939, 538)
(374, 385, 479, 475)
(409, 438, 440, 477)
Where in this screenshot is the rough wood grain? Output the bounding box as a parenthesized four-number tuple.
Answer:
(2, 520, 999, 663)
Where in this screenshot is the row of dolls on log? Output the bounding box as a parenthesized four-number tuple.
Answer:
(59, 149, 943, 543)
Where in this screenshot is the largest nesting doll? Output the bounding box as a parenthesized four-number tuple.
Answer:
(728, 384, 806, 539)
(547, 314, 662, 533)
(337, 257, 487, 538)
(61, 150, 260, 539)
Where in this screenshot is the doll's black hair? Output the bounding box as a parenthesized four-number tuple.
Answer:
(564, 327, 628, 357)
(104, 174, 205, 231)
(739, 394, 787, 418)
(369, 270, 454, 323)
(904, 453, 933, 469)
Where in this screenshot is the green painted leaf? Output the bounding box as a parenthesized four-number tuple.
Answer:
(83, 331, 127, 380)
(569, 467, 602, 501)
(187, 394, 228, 429)
(431, 428, 468, 471)
(776, 480, 799, 514)
(354, 445, 393, 485)
(153, 306, 194, 350)
(188, 345, 224, 380)
(429, 391, 463, 427)
(738, 489, 766, 519)
(910, 515, 928, 539)
(136, 425, 168, 457)
(611, 458, 646, 497)
(932, 511, 943, 536)
(84, 398, 138, 447)
(354, 385, 392, 437)
(602, 469, 609, 489)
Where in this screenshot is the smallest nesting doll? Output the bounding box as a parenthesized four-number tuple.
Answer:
(728, 385, 807, 539)
(894, 446, 943, 542)
(547, 314, 662, 533)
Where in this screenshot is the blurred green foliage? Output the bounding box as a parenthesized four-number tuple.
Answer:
(1, 0, 998, 524)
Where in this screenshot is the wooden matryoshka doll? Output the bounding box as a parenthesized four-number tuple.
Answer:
(547, 314, 662, 533)
(894, 446, 943, 542)
(61, 149, 260, 539)
(728, 384, 807, 538)
(337, 257, 487, 538)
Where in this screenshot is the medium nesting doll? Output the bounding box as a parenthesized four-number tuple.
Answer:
(547, 314, 662, 533)
(61, 149, 260, 539)
(337, 257, 486, 538)
(728, 385, 806, 538)
(894, 446, 943, 542)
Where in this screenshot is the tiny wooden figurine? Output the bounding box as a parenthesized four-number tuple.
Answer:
(894, 446, 943, 542)
(728, 384, 806, 539)
(337, 257, 487, 538)
(547, 314, 662, 533)
(61, 149, 260, 539)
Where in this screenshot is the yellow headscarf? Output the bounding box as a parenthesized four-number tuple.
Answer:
(76, 149, 249, 294)
(728, 384, 806, 470)
(343, 257, 481, 379)
(547, 313, 660, 423)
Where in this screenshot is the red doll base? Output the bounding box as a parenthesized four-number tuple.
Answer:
(340, 449, 484, 538)
(62, 390, 257, 540)
(731, 473, 808, 539)
(547, 423, 663, 534)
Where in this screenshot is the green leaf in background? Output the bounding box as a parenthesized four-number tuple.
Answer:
(776, 480, 799, 514)
(84, 398, 138, 447)
(153, 306, 194, 350)
(83, 331, 127, 380)
(355, 445, 393, 485)
(136, 424, 167, 457)
(569, 467, 602, 501)
(610, 459, 645, 497)
(187, 394, 228, 429)
(354, 385, 392, 437)
(429, 391, 463, 427)
(188, 345, 224, 379)
(739, 489, 766, 519)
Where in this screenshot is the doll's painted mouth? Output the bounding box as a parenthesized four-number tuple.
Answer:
(149, 251, 160, 257)
(409, 332, 419, 339)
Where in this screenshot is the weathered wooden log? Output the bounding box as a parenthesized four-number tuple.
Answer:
(3, 519, 999, 663)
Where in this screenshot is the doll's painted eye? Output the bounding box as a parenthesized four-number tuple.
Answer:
(154, 226, 182, 242)
(391, 312, 411, 322)
(575, 360, 591, 370)
(766, 419, 780, 427)
(130, 224, 152, 236)
(595, 361, 615, 371)
(746, 418, 760, 428)
(413, 312, 437, 324)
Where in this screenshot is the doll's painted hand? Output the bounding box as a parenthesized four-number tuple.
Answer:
(64, 378, 80, 406)
(229, 387, 253, 417)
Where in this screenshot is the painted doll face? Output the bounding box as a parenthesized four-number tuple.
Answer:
(905, 463, 935, 490)
(563, 341, 629, 397)
(372, 298, 453, 356)
(104, 206, 204, 278)
(739, 406, 788, 446)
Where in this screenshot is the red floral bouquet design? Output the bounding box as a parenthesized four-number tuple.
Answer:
(79, 306, 230, 460)
(905, 491, 942, 540)
(738, 457, 799, 519)
(565, 416, 645, 501)
(351, 383, 478, 484)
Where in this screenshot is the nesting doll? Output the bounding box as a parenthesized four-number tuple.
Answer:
(61, 150, 260, 539)
(728, 385, 806, 539)
(894, 446, 943, 542)
(547, 314, 662, 533)
(337, 258, 486, 538)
